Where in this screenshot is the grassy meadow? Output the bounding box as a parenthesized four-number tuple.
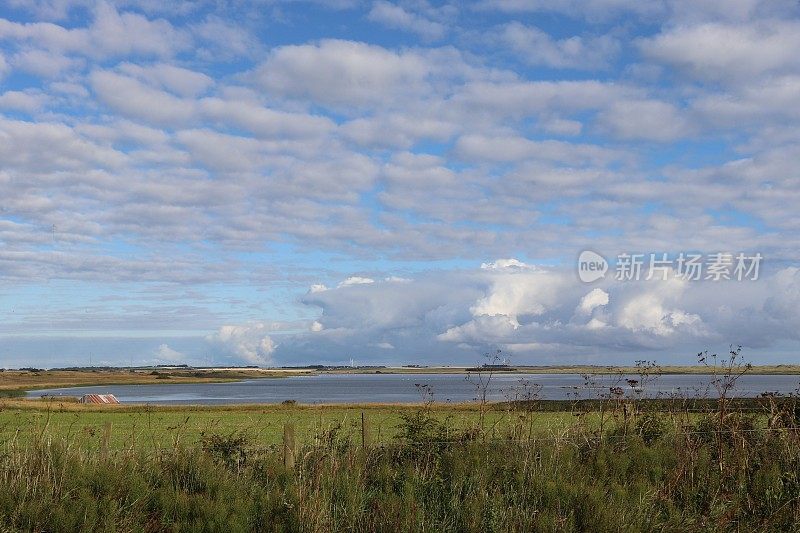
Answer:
(1, 395, 799, 531)
(0, 401, 579, 450)
(2, 359, 800, 531)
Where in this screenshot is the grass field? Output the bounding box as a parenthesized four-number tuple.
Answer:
(0, 400, 578, 450)
(1, 395, 798, 531)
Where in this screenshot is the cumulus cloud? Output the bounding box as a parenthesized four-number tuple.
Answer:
(257, 261, 800, 365)
(206, 323, 277, 365)
(576, 288, 609, 316)
(154, 343, 184, 362)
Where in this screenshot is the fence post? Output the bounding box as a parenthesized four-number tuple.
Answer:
(361, 412, 371, 449)
(283, 423, 296, 470)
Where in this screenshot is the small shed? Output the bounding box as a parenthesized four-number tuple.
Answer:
(79, 394, 120, 405)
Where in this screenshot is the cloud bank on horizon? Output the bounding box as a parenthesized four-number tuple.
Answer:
(1, 0, 799, 367)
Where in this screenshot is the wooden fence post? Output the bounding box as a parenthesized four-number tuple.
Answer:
(283, 423, 296, 470)
(361, 412, 371, 449)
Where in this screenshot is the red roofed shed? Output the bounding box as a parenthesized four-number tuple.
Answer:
(79, 394, 120, 404)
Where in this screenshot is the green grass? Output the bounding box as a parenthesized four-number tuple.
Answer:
(1, 406, 798, 532)
(0, 403, 578, 450)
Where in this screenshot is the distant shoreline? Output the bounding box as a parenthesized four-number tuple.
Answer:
(3, 364, 799, 398)
(314, 365, 800, 376)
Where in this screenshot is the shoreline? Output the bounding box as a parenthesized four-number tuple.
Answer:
(1, 396, 782, 413)
(319, 364, 800, 375)
(4, 366, 799, 399)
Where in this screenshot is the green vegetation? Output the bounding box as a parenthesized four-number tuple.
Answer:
(0, 402, 576, 450)
(0, 368, 306, 395)
(1, 397, 799, 531)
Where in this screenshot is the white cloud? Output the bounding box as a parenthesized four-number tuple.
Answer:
(599, 99, 693, 141)
(368, 1, 446, 41)
(480, 258, 534, 271)
(11, 48, 82, 77)
(615, 278, 705, 336)
(251, 39, 452, 109)
(259, 262, 800, 364)
(455, 134, 625, 165)
(0, 2, 190, 59)
(0, 90, 46, 112)
(640, 21, 800, 83)
(206, 322, 277, 365)
(117, 63, 214, 97)
(90, 69, 197, 124)
(498, 22, 619, 69)
(470, 268, 568, 321)
(576, 288, 610, 316)
(191, 15, 260, 60)
(339, 276, 375, 287)
(154, 343, 184, 362)
(0, 116, 127, 172)
(88, 1, 190, 58)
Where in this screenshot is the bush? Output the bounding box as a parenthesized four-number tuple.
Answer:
(635, 412, 666, 444)
(201, 432, 252, 470)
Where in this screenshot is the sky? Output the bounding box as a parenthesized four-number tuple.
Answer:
(1, 0, 800, 368)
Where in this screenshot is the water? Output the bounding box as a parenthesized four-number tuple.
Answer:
(26, 373, 800, 405)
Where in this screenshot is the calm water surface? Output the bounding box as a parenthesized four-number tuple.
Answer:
(27, 373, 800, 405)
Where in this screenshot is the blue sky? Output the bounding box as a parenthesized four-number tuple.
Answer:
(1, 0, 800, 368)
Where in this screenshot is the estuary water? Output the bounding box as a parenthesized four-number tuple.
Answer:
(27, 372, 800, 405)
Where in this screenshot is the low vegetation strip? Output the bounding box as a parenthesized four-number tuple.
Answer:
(0, 368, 298, 394)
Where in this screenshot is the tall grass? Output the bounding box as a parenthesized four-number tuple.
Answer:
(1, 402, 798, 532)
